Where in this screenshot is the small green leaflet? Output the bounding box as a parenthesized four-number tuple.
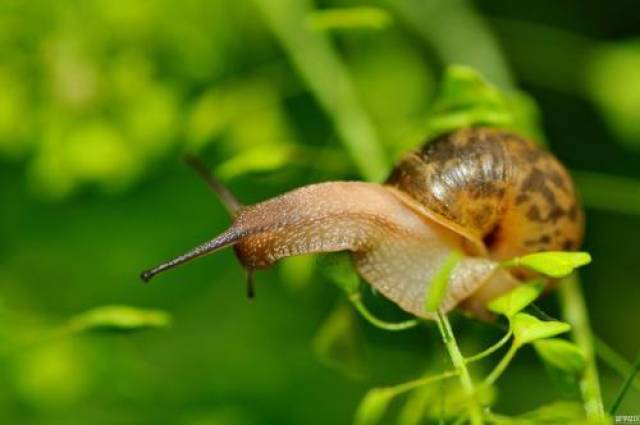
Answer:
(512, 313, 571, 346)
(321, 252, 360, 294)
(424, 251, 462, 313)
(512, 401, 585, 423)
(488, 279, 545, 318)
(68, 305, 171, 333)
(306, 7, 392, 31)
(354, 388, 394, 425)
(423, 65, 543, 143)
(503, 251, 591, 278)
(398, 381, 496, 423)
(312, 302, 366, 379)
(534, 338, 586, 375)
(216, 144, 294, 180)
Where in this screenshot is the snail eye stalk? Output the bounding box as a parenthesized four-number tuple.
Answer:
(140, 229, 244, 283)
(184, 154, 243, 216)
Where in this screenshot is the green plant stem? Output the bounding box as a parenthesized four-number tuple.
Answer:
(483, 342, 519, 386)
(594, 335, 640, 391)
(573, 171, 640, 217)
(465, 329, 513, 365)
(389, 0, 514, 89)
(558, 274, 606, 421)
(348, 293, 420, 331)
(609, 351, 640, 414)
(436, 310, 484, 425)
(385, 369, 458, 397)
(253, 0, 388, 182)
(451, 415, 468, 425)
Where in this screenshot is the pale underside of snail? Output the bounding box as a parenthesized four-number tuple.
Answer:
(141, 128, 584, 320)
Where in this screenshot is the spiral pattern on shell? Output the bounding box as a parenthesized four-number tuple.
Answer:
(386, 128, 584, 262)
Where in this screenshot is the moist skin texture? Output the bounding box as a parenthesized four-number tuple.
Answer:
(232, 128, 583, 319)
(232, 181, 517, 319)
(145, 128, 583, 320)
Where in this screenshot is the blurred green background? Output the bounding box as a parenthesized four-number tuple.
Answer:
(1, 0, 640, 423)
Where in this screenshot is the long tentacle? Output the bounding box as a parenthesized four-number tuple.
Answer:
(140, 228, 245, 282)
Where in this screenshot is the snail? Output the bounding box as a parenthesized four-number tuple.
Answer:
(140, 128, 583, 319)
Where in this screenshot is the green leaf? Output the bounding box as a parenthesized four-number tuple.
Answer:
(504, 251, 592, 278)
(306, 7, 392, 31)
(587, 41, 640, 151)
(534, 339, 586, 375)
(512, 313, 571, 346)
(396, 384, 437, 425)
(515, 400, 585, 424)
(216, 144, 294, 180)
(424, 66, 541, 142)
(534, 338, 586, 397)
(398, 381, 495, 424)
(424, 251, 462, 312)
(488, 279, 545, 318)
(353, 388, 394, 425)
(67, 305, 171, 333)
(321, 252, 360, 294)
(312, 302, 366, 379)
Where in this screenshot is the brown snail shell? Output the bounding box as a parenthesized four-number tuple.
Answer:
(141, 128, 584, 320)
(387, 128, 583, 259)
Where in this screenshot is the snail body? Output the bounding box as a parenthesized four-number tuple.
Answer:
(141, 128, 583, 319)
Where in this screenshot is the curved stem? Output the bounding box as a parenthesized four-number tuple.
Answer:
(348, 293, 420, 331)
(594, 335, 640, 391)
(609, 351, 640, 415)
(558, 274, 606, 421)
(483, 342, 519, 386)
(385, 369, 458, 397)
(465, 329, 513, 365)
(436, 310, 484, 425)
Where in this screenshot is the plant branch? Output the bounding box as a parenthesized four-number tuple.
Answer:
(594, 335, 640, 391)
(483, 342, 518, 386)
(253, 0, 389, 181)
(436, 310, 484, 425)
(558, 274, 606, 421)
(349, 293, 420, 331)
(465, 329, 513, 365)
(609, 351, 640, 415)
(385, 369, 458, 397)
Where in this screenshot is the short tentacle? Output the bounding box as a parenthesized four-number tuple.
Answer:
(184, 154, 243, 216)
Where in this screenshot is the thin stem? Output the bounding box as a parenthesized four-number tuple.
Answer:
(436, 310, 484, 425)
(609, 351, 640, 415)
(573, 171, 640, 217)
(254, 0, 388, 181)
(452, 415, 468, 425)
(385, 370, 458, 397)
(558, 274, 606, 421)
(389, 0, 514, 90)
(465, 329, 513, 365)
(594, 335, 640, 391)
(483, 342, 519, 386)
(348, 293, 419, 331)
